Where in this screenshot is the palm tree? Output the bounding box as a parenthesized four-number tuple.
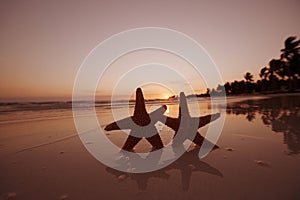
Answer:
(244, 72, 254, 82)
(259, 59, 283, 91)
(224, 82, 232, 94)
(230, 80, 245, 94)
(281, 36, 300, 61)
(244, 72, 254, 93)
(280, 36, 300, 90)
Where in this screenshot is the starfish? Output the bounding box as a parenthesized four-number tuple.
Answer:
(164, 92, 220, 148)
(104, 88, 167, 151)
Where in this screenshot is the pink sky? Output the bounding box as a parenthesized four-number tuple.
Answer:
(0, 0, 299, 101)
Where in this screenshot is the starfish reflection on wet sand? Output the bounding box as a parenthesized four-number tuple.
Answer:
(104, 88, 167, 151)
(164, 146, 223, 191)
(106, 147, 223, 191)
(165, 92, 220, 148)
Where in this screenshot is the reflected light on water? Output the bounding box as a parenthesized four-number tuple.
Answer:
(166, 105, 170, 114)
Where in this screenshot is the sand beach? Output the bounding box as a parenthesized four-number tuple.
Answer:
(1, 94, 300, 200)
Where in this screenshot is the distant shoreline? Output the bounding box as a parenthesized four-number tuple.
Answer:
(1, 91, 300, 104)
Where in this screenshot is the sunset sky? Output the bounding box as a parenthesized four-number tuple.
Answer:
(1, 0, 299, 101)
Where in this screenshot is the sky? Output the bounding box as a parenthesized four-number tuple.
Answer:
(0, 0, 300, 101)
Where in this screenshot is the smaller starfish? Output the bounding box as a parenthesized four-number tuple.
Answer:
(164, 92, 220, 148)
(105, 88, 167, 151)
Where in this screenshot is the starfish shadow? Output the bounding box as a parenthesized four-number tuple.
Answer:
(106, 146, 222, 191)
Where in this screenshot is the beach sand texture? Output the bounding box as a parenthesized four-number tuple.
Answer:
(0, 95, 300, 200)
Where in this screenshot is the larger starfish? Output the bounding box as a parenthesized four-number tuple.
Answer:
(164, 92, 220, 148)
(104, 88, 167, 151)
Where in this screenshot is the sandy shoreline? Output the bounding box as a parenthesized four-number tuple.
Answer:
(1, 95, 300, 200)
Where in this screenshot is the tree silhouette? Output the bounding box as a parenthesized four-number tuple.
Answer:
(244, 72, 254, 93)
(196, 35, 299, 96)
(224, 82, 232, 94)
(259, 59, 285, 91)
(230, 80, 246, 94)
(280, 36, 300, 90)
(244, 72, 254, 82)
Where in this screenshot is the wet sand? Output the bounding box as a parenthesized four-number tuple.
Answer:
(0, 95, 300, 200)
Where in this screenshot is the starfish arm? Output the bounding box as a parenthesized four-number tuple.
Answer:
(193, 131, 219, 149)
(192, 132, 205, 145)
(122, 134, 142, 151)
(179, 92, 190, 118)
(149, 105, 167, 122)
(133, 87, 148, 119)
(198, 113, 221, 128)
(145, 133, 164, 150)
(163, 116, 180, 131)
(104, 117, 133, 131)
(105, 105, 167, 131)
